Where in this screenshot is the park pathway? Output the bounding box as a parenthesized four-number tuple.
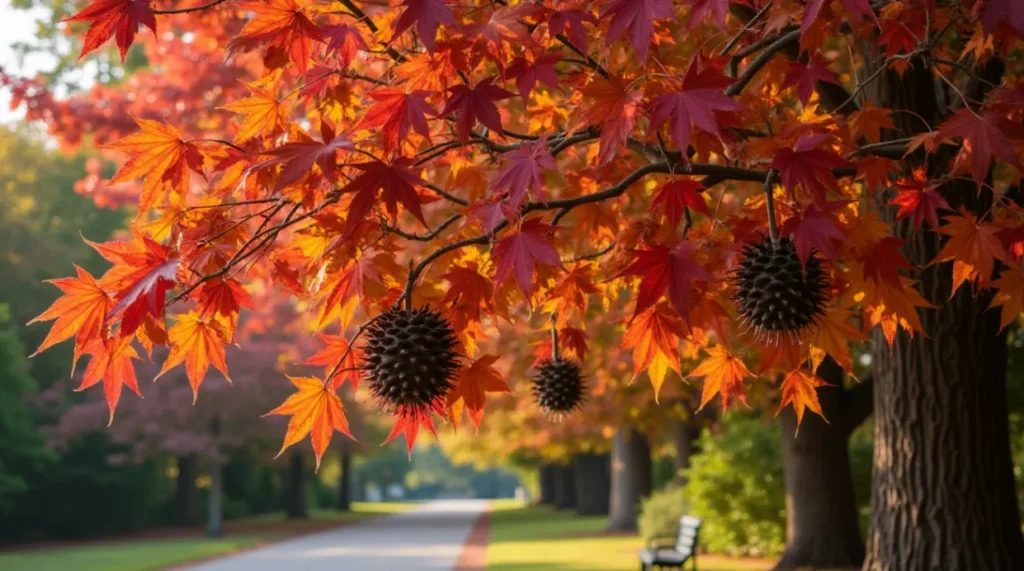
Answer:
(185, 499, 489, 571)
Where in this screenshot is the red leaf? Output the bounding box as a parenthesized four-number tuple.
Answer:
(581, 75, 642, 165)
(88, 234, 179, 337)
(649, 58, 743, 152)
(493, 218, 564, 297)
(441, 76, 514, 143)
(392, 0, 454, 53)
(890, 178, 951, 230)
(339, 157, 427, 234)
(228, 0, 324, 74)
(264, 127, 353, 189)
(384, 402, 444, 456)
(652, 179, 709, 226)
(321, 24, 366, 68)
(489, 135, 555, 217)
(506, 54, 561, 103)
(600, 0, 673, 61)
(360, 89, 435, 153)
(982, 0, 1024, 37)
(938, 108, 1024, 183)
(771, 133, 852, 208)
(781, 59, 839, 106)
(559, 327, 589, 361)
(442, 262, 495, 320)
(861, 237, 912, 287)
(446, 354, 510, 429)
(780, 205, 845, 264)
(548, 10, 596, 53)
(616, 242, 711, 325)
(65, 0, 156, 62)
(802, 0, 876, 40)
(682, 0, 728, 28)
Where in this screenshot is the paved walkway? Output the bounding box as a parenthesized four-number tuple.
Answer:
(186, 500, 489, 571)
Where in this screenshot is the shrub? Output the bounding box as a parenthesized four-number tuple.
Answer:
(638, 483, 687, 545)
(681, 413, 786, 557)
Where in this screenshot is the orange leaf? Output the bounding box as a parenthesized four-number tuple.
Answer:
(265, 376, 353, 470)
(989, 268, 1024, 331)
(223, 77, 291, 143)
(156, 312, 232, 401)
(807, 308, 865, 372)
(778, 368, 832, 429)
(620, 303, 684, 396)
(107, 118, 204, 215)
(691, 345, 754, 410)
(77, 334, 142, 424)
(28, 265, 113, 371)
(446, 354, 510, 429)
(932, 209, 1005, 294)
(227, 0, 323, 74)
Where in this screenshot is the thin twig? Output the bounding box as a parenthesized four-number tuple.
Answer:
(153, 0, 229, 15)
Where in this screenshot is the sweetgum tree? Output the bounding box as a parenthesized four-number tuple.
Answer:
(18, 0, 1024, 569)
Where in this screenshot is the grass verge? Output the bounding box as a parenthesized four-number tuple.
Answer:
(485, 502, 771, 571)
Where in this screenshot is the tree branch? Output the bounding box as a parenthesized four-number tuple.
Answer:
(153, 0, 229, 15)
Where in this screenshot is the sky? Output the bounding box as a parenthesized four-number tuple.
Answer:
(0, 1, 59, 124)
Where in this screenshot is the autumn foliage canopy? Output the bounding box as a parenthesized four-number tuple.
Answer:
(19, 0, 1024, 467)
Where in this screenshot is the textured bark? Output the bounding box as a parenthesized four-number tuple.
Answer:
(552, 463, 576, 510)
(285, 451, 308, 520)
(573, 452, 610, 516)
(859, 48, 1024, 571)
(337, 451, 351, 512)
(774, 358, 866, 571)
(173, 454, 199, 526)
(607, 428, 652, 531)
(538, 463, 557, 505)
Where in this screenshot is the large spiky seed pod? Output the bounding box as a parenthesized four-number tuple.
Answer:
(362, 307, 460, 411)
(532, 358, 587, 415)
(731, 235, 829, 342)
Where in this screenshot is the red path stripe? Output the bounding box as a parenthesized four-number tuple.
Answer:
(452, 504, 492, 571)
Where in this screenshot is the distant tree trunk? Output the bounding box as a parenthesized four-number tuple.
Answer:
(670, 417, 700, 485)
(857, 47, 1024, 571)
(285, 451, 307, 519)
(538, 464, 557, 505)
(552, 463, 576, 510)
(573, 452, 610, 516)
(174, 454, 199, 526)
(207, 417, 223, 538)
(608, 428, 652, 531)
(774, 358, 871, 571)
(337, 451, 351, 512)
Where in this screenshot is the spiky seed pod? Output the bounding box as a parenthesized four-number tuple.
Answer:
(362, 307, 460, 411)
(532, 358, 587, 415)
(731, 235, 829, 342)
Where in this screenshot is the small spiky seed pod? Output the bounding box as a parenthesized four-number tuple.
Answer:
(731, 235, 829, 342)
(532, 358, 587, 415)
(362, 307, 460, 411)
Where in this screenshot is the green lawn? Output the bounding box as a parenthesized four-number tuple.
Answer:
(486, 502, 770, 571)
(0, 501, 414, 571)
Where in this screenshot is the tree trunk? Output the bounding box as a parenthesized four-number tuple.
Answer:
(670, 417, 699, 485)
(338, 451, 351, 512)
(207, 417, 223, 539)
(174, 454, 199, 526)
(552, 463, 576, 510)
(607, 427, 652, 531)
(538, 463, 557, 505)
(573, 452, 610, 516)
(860, 50, 1024, 571)
(285, 451, 307, 520)
(774, 358, 871, 571)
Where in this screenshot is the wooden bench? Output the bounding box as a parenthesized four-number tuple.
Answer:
(638, 515, 701, 570)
